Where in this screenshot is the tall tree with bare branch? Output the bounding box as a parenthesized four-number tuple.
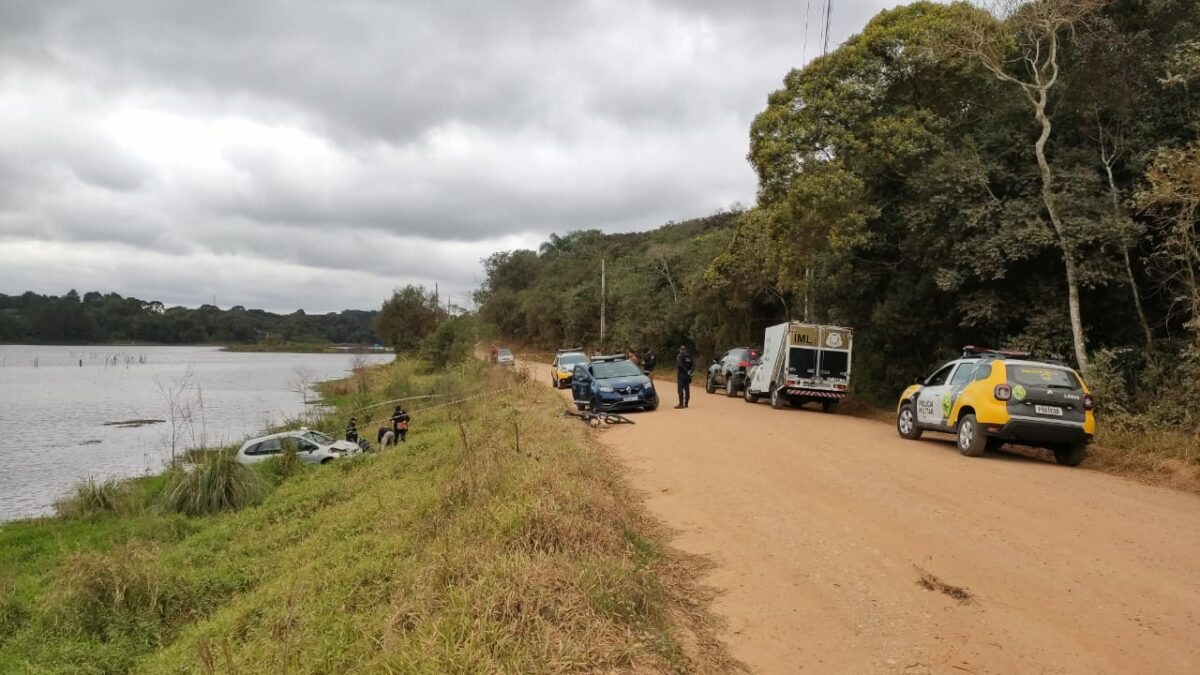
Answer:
(946, 0, 1105, 370)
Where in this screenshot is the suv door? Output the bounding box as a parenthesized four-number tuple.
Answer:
(915, 363, 959, 429)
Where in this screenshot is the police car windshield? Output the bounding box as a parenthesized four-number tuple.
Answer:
(1007, 365, 1079, 389)
(558, 353, 587, 366)
(593, 360, 642, 379)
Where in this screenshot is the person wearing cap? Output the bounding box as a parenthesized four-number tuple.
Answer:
(675, 345, 694, 409)
(345, 417, 359, 444)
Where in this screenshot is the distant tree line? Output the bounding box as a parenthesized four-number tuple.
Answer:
(476, 0, 1200, 434)
(0, 290, 379, 345)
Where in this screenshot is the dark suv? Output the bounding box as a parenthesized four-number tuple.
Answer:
(705, 347, 761, 397)
(571, 355, 659, 412)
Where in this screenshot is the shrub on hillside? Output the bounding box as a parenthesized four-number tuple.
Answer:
(160, 454, 265, 516)
(55, 477, 134, 519)
(257, 448, 305, 484)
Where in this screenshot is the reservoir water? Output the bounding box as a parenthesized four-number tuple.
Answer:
(0, 345, 392, 521)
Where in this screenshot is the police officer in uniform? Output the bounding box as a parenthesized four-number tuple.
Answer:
(675, 345, 694, 409)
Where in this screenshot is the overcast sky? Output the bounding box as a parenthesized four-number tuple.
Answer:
(0, 0, 905, 313)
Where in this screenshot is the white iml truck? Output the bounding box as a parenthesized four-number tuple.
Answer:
(743, 321, 854, 413)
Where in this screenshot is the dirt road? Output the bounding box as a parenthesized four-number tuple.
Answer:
(528, 360, 1200, 674)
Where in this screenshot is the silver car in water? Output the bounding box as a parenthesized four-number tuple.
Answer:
(235, 428, 361, 465)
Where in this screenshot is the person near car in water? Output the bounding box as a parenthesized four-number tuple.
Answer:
(345, 417, 359, 444)
(643, 348, 657, 374)
(675, 345, 694, 409)
(391, 405, 411, 443)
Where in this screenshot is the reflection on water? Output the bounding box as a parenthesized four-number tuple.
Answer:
(0, 345, 391, 521)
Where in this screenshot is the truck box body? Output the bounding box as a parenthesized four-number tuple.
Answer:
(747, 321, 853, 406)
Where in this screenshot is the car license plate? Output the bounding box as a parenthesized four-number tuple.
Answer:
(622, 396, 639, 402)
(1035, 405, 1063, 416)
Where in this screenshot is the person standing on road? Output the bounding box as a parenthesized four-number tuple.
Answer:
(675, 345, 694, 409)
(643, 348, 656, 374)
(391, 405, 411, 443)
(627, 348, 642, 370)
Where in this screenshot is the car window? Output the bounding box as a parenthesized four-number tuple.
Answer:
(1007, 364, 1080, 389)
(259, 438, 281, 455)
(244, 442, 263, 456)
(592, 360, 642, 378)
(925, 364, 956, 387)
(973, 363, 993, 381)
(302, 431, 333, 445)
(558, 353, 587, 367)
(949, 361, 978, 386)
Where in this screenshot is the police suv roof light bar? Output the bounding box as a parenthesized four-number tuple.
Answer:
(961, 345, 1032, 359)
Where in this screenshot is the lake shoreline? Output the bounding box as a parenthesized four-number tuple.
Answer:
(0, 340, 388, 354)
(0, 345, 392, 522)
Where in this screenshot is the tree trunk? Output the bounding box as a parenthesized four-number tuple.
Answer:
(1101, 152, 1154, 348)
(1033, 97, 1089, 370)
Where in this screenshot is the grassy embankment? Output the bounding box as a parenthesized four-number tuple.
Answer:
(0, 358, 735, 674)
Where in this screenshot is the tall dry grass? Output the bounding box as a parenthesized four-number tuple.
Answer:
(55, 477, 134, 518)
(159, 453, 265, 516)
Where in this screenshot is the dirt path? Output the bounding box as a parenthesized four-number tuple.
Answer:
(526, 359, 1200, 674)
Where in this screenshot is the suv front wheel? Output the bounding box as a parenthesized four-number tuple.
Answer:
(897, 404, 922, 440)
(705, 374, 716, 394)
(956, 414, 987, 457)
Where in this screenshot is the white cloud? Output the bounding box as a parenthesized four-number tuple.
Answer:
(0, 0, 907, 310)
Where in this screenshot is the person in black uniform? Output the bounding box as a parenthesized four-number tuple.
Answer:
(345, 417, 359, 443)
(391, 405, 411, 443)
(675, 345, 694, 409)
(643, 348, 657, 374)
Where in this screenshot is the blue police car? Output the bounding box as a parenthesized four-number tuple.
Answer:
(571, 355, 659, 412)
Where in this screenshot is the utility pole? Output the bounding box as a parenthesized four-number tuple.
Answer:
(600, 259, 606, 344)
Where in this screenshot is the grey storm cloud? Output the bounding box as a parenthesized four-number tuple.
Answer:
(0, 0, 905, 312)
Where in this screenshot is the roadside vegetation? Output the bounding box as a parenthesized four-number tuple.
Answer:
(0, 347, 733, 673)
(470, 1, 1200, 488)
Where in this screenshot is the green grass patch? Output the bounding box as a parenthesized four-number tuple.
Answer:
(0, 358, 736, 674)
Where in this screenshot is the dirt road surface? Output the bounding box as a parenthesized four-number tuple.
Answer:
(527, 360, 1200, 674)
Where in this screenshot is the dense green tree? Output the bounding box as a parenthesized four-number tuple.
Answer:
(374, 285, 447, 352)
(477, 0, 1198, 430)
(0, 291, 379, 345)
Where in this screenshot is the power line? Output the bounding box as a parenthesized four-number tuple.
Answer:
(803, 0, 812, 63)
(822, 0, 833, 55)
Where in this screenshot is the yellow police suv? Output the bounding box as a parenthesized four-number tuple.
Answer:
(896, 346, 1095, 466)
(551, 348, 590, 389)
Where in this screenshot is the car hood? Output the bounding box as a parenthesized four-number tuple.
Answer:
(330, 440, 361, 453)
(598, 375, 651, 388)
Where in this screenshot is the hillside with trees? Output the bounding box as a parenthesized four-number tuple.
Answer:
(0, 290, 378, 345)
(476, 0, 1200, 438)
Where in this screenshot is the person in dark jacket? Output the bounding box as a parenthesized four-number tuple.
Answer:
(391, 405, 411, 443)
(643, 349, 657, 374)
(675, 346, 694, 409)
(345, 417, 359, 443)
